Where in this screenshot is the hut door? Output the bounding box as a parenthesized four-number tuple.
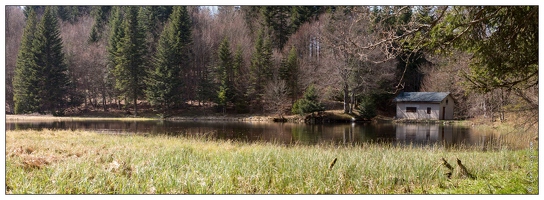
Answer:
(442, 107, 445, 120)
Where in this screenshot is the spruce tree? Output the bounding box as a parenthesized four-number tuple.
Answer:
(261, 36, 273, 80)
(216, 37, 234, 112)
(248, 30, 265, 105)
(232, 46, 248, 113)
(289, 6, 309, 34)
(174, 6, 193, 101)
(88, 6, 109, 43)
(137, 7, 162, 60)
(88, 25, 100, 43)
(15, 7, 71, 114)
(249, 29, 273, 111)
(261, 6, 292, 50)
(107, 6, 124, 67)
(113, 6, 147, 116)
(280, 46, 299, 102)
(13, 9, 39, 114)
(145, 6, 189, 115)
(292, 85, 324, 115)
(105, 6, 124, 108)
(37, 6, 70, 114)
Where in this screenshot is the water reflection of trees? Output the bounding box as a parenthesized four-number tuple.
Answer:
(6, 121, 498, 149)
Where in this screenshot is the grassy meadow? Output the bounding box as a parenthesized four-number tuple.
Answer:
(6, 129, 538, 194)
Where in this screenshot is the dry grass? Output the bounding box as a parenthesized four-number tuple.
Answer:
(6, 129, 538, 194)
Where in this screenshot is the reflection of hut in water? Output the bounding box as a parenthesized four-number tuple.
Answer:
(394, 124, 489, 148)
(396, 124, 442, 145)
(395, 124, 466, 147)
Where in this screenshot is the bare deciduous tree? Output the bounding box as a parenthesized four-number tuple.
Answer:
(5, 6, 26, 113)
(320, 7, 403, 113)
(264, 76, 290, 119)
(190, 7, 254, 106)
(60, 15, 109, 111)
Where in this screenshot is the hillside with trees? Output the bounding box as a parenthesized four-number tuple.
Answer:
(4, 6, 538, 126)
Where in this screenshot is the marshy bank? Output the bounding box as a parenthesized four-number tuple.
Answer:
(6, 129, 538, 194)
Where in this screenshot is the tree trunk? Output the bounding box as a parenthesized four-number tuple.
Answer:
(349, 90, 356, 114)
(133, 96, 138, 117)
(102, 94, 107, 112)
(343, 83, 349, 114)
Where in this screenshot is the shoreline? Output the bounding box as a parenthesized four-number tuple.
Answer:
(4, 113, 466, 124)
(4, 111, 354, 123)
(4, 114, 277, 122)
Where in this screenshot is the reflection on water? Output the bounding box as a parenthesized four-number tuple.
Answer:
(6, 120, 499, 149)
(394, 124, 487, 148)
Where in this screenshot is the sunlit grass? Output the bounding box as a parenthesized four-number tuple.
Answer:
(6, 129, 538, 194)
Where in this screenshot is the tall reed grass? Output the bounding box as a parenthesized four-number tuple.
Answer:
(6, 129, 538, 194)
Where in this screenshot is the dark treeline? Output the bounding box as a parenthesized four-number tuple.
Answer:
(5, 6, 538, 124)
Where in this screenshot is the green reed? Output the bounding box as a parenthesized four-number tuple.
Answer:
(6, 129, 538, 194)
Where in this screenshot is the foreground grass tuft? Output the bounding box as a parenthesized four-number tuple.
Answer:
(6, 129, 538, 194)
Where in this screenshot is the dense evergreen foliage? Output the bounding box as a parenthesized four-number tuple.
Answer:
(14, 7, 70, 115)
(113, 6, 148, 116)
(280, 46, 299, 102)
(215, 37, 235, 113)
(248, 29, 273, 111)
(13, 9, 39, 114)
(145, 6, 191, 116)
(292, 85, 324, 115)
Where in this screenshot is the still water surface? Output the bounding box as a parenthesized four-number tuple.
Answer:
(6, 120, 499, 149)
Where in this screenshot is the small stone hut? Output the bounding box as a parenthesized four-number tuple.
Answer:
(393, 92, 454, 120)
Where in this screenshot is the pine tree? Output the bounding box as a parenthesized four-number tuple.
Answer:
(107, 6, 123, 65)
(261, 36, 273, 80)
(233, 46, 244, 82)
(248, 30, 264, 107)
(113, 6, 147, 116)
(36, 6, 70, 114)
(232, 46, 248, 113)
(145, 6, 190, 116)
(88, 25, 100, 43)
(137, 6, 164, 59)
(105, 6, 124, 108)
(13, 8, 39, 114)
(249, 29, 273, 111)
(261, 6, 292, 50)
(88, 6, 110, 43)
(290, 6, 310, 33)
(15, 7, 71, 114)
(174, 6, 193, 101)
(216, 37, 235, 112)
(292, 85, 324, 115)
(280, 46, 299, 102)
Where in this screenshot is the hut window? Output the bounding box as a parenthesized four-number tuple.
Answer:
(427, 107, 431, 114)
(406, 107, 417, 113)
(446, 99, 448, 104)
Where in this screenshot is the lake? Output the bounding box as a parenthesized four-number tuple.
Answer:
(5, 120, 501, 150)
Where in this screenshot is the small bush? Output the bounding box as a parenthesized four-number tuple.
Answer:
(291, 85, 324, 115)
(357, 95, 377, 119)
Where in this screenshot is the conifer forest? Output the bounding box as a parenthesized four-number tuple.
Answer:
(5, 6, 538, 124)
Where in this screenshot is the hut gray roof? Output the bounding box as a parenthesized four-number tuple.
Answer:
(393, 92, 450, 103)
